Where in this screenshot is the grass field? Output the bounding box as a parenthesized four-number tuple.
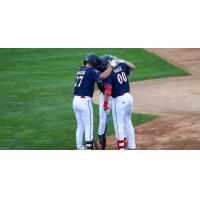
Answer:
(0, 49, 189, 149)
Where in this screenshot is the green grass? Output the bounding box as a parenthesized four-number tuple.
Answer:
(0, 49, 189, 149)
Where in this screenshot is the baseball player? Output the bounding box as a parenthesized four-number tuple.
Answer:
(95, 58, 112, 150)
(73, 53, 113, 150)
(96, 55, 118, 150)
(101, 56, 136, 150)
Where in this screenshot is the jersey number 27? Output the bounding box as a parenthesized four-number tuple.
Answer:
(75, 76, 83, 87)
(117, 72, 127, 84)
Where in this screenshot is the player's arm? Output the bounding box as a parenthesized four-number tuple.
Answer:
(95, 61, 116, 82)
(125, 61, 136, 71)
(103, 84, 112, 112)
(99, 65, 113, 80)
(116, 58, 136, 71)
(103, 76, 113, 112)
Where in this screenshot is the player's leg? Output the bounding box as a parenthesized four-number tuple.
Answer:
(123, 98, 128, 148)
(81, 98, 94, 150)
(98, 93, 107, 135)
(112, 96, 127, 150)
(98, 93, 107, 149)
(124, 94, 136, 150)
(74, 111, 85, 150)
(73, 97, 85, 150)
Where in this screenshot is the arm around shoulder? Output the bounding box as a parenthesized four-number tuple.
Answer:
(99, 66, 113, 80)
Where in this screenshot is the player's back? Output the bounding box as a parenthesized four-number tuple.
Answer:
(110, 63, 130, 98)
(74, 66, 99, 98)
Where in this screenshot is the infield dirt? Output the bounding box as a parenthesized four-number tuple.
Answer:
(93, 48, 200, 149)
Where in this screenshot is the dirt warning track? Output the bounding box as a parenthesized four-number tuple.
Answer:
(94, 49, 200, 149)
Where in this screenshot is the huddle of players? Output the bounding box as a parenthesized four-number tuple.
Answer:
(73, 53, 136, 150)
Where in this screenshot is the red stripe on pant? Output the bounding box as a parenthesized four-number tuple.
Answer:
(117, 140, 125, 150)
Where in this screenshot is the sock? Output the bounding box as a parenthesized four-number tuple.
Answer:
(117, 140, 125, 150)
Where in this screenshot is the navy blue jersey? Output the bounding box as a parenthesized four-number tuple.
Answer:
(74, 66, 101, 97)
(97, 81, 105, 93)
(97, 79, 111, 93)
(104, 63, 130, 98)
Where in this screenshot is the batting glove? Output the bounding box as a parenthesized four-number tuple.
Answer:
(108, 59, 118, 68)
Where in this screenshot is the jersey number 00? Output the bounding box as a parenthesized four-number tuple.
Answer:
(117, 72, 127, 84)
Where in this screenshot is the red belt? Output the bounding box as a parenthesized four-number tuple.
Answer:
(80, 96, 85, 98)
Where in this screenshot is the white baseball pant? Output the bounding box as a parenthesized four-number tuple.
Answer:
(112, 93, 136, 149)
(98, 93, 113, 136)
(73, 96, 93, 150)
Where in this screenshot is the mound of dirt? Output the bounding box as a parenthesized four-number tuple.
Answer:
(146, 48, 200, 76)
(132, 76, 200, 115)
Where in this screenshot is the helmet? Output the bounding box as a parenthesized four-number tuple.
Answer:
(95, 65, 106, 73)
(100, 54, 115, 67)
(84, 53, 100, 67)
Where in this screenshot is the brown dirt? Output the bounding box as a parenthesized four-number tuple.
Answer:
(93, 49, 200, 149)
